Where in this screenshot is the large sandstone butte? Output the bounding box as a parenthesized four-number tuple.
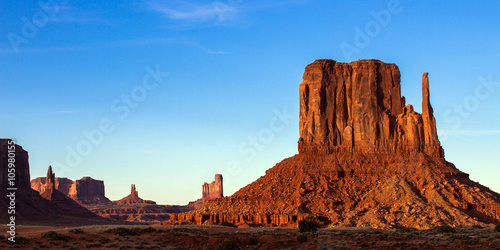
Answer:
(31, 175, 110, 205)
(0, 140, 104, 224)
(167, 59, 500, 229)
(188, 174, 224, 208)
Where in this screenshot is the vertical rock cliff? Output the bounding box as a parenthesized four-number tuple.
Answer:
(31, 175, 110, 205)
(188, 174, 224, 208)
(0, 139, 30, 188)
(298, 59, 443, 158)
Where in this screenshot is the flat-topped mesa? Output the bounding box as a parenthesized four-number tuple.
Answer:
(298, 59, 444, 158)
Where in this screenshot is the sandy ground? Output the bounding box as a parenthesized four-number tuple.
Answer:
(2, 224, 500, 249)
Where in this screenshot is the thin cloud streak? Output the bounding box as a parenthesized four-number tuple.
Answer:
(439, 130, 500, 136)
(147, 1, 233, 22)
(0, 38, 229, 55)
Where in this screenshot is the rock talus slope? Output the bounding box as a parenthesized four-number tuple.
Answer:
(167, 59, 500, 229)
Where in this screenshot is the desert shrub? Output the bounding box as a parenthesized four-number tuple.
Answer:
(85, 243, 102, 248)
(41, 231, 71, 241)
(247, 236, 257, 245)
(472, 225, 483, 229)
(99, 236, 110, 244)
(398, 228, 411, 233)
(436, 225, 456, 234)
(217, 240, 239, 250)
(298, 217, 319, 232)
(495, 225, 500, 232)
(220, 221, 237, 228)
(297, 234, 308, 243)
(69, 229, 85, 234)
(142, 227, 156, 233)
(109, 227, 142, 236)
(13, 236, 29, 245)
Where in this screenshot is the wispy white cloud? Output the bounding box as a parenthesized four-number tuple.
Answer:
(439, 130, 500, 136)
(147, 0, 238, 24)
(47, 5, 107, 24)
(0, 46, 88, 54)
(0, 37, 228, 55)
(145, 0, 307, 27)
(30, 110, 75, 116)
(112, 37, 230, 54)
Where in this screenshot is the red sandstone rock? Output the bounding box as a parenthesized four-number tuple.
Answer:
(113, 184, 156, 205)
(188, 174, 224, 209)
(92, 204, 193, 223)
(31, 175, 110, 205)
(298, 59, 443, 158)
(0, 139, 30, 188)
(0, 149, 103, 224)
(165, 59, 500, 229)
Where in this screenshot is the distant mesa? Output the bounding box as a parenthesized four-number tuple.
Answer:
(93, 184, 193, 223)
(166, 59, 500, 229)
(0, 141, 104, 224)
(113, 184, 156, 205)
(188, 174, 224, 209)
(31, 171, 111, 205)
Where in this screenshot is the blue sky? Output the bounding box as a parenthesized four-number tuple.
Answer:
(1, 0, 499, 205)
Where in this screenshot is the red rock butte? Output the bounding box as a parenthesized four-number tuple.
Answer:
(113, 184, 156, 205)
(188, 174, 224, 209)
(167, 59, 500, 229)
(31, 174, 110, 205)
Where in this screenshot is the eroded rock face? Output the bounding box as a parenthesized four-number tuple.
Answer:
(31, 175, 110, 205)
(188, 174, 223, 208)
(113, 184, 156, 205)
(165, 59, 500, 229)
(298, 59, 443, 158)
(0, 139, 30, 188)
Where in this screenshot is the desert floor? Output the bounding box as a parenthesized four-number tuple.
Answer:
(2, 224, 499, 249)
